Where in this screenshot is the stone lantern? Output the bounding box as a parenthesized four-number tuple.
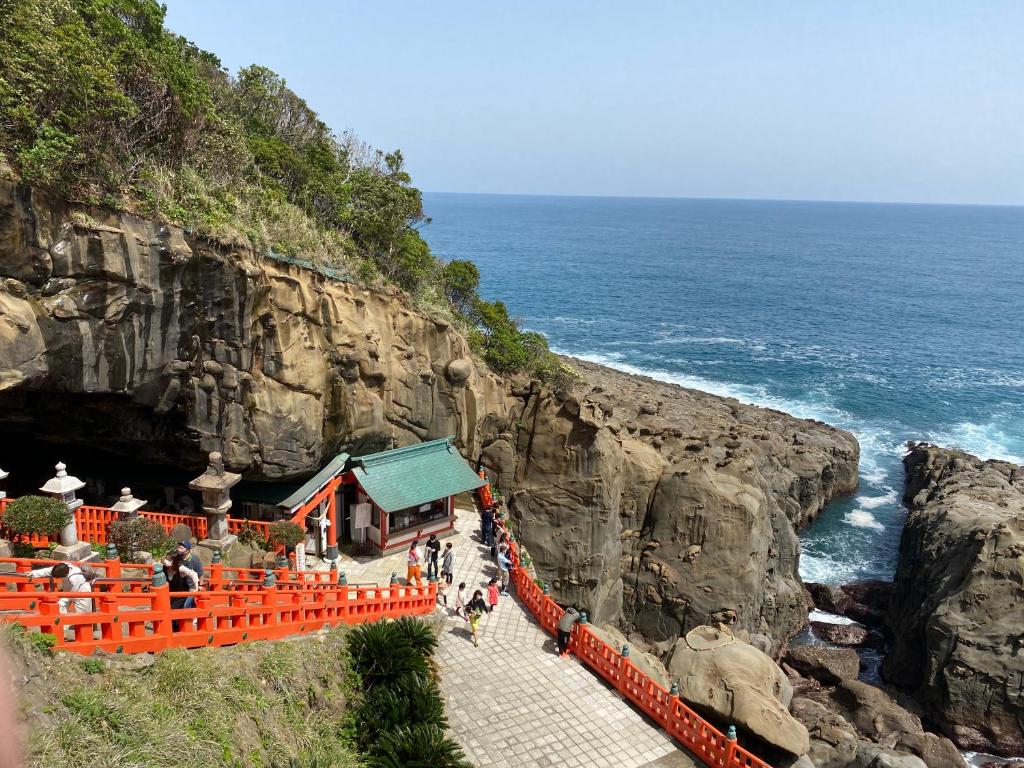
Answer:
(189, 451, 240, 553)
(0, 466, 8, 500)
(40, 461, 92, 561)
(109, 487, 146, 520)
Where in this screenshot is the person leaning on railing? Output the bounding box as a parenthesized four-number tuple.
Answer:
(557, 605, 580, 659)
(25, 563, 95, 614)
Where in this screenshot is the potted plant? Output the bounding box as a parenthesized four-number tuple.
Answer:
(2, 495, 71, 557)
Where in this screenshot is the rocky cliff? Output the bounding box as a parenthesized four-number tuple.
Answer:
(0, 181, 509, 478)
(0, 181, 860, 654)
(883, 443, 1024, 756)
(484, 359, 859, 653)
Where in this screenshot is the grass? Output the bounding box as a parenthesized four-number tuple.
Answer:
(5, 626, 361, 768)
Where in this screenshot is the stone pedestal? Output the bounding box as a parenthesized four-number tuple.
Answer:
(189, 451, 240, 554)
(40, 461, 94, 561)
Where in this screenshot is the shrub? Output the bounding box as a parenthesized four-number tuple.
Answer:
(391, 616, 437, 658)
(107, 517, 173, 564)
(2, 495, 71, 539)
(29, 632, 58, 656)
(11, 542, 38, 558)
(365, 724, 471, 768)
(355, 675, 446, 746)
(80, 658, 105, 675)
(347, 620, 429, 689)
(236, 523, 271, 550)
(267, 520, 305, 549)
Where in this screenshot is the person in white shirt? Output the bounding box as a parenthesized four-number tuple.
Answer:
(454, 581, 468, 620)
(27, 563, 94, 614)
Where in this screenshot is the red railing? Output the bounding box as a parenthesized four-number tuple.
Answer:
(487, 484, 773, 768)
(0, 555, 434, 655)
(0, 497, 271, 548)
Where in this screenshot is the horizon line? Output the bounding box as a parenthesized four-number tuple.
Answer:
(421, 189, 1024, 210)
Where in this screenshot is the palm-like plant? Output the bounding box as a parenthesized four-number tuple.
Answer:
(365, 724, 471, 768)
(356, 673, 446, 746)
(347, 620, 428, 689)
(392, 616, 437, 657)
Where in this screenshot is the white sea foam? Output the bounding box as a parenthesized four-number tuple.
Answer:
(800, 552, 865, 585)
(844, 510, 886, 531)
(857, 489, 898, 509)
(808, 609, 857, 625)
(928, 421, 1024, 465)
(651, 335, 745, 345)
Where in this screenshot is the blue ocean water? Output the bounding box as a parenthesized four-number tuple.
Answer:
(422, 193, 1024, 584)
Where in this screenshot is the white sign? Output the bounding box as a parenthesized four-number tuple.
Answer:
(295, 542, 306, 572)
(354, 503, 372, 530)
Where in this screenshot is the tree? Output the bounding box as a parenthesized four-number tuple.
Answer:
(107, 517, 174, 563)
(267, 520, 305, 549)
(1, 495, 71, 540)
(441, 260, 480, 316)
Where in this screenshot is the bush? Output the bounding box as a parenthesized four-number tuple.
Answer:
(267, 520, 305, 549)
(355, 675, 446, 746)
(236, 523, 271, 550)
(347, 620, 429, 689)
(107, 517, 173, 564)
(2, 495, 71, 539)
(365, 724, 471, 768)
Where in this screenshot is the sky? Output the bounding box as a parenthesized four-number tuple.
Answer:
(163, 1, 1024, 206)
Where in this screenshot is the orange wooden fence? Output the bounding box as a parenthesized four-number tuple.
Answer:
(0, 498, 271, 549)
(0, 555, 435, 655)
(488, 484, 773, 768)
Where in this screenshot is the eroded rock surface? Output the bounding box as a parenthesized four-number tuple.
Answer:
(494, 358, 859, 650)
(0, 181, 509, 478)
(883, 443, 1024, 756)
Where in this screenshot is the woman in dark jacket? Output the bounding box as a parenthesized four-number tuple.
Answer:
(466, 589, 488, 647)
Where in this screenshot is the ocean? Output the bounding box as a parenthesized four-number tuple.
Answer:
(422, 192, 1024, 584)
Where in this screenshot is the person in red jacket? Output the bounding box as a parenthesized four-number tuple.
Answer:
(486, 577, 500, 613)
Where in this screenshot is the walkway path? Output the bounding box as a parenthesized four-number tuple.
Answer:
(339, 506, 696, 768)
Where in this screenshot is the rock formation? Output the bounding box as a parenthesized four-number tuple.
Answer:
(883, 443, 1024, 756)
(489, 359, 859, 650)
(667, 626, 809, 756)
(0, 181, 509, 478)
(0, 180, 861, 658)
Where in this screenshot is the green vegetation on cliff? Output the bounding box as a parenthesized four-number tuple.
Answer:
(0, 0, 573, 388)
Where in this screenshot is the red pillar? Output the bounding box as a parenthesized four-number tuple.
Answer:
(326, 479, 339, 562)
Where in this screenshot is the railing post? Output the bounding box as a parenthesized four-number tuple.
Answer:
(262, 569, 278, 632)
(151, 563, 171, 650)
(104, 543, 121, 580)
(725, 724, 738, 764)
(209, 548, 223, 589)
(618, 643, 634, 694)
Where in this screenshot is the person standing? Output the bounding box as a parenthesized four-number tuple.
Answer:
(164, 552, 200, 632)
(497, 548, 512, 596)
(466, 589, 488, 647)
(557, 606, 580, 658)
(440, 542, 455, 586)
(406, 539, 423, 586)
(481, 504, 494, 546)
(176, 540, 204, 579)
(425, 533, 441, 580)
(486, 577, 500, 613)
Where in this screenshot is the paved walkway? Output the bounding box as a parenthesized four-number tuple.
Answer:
(338, 506, 695, 768)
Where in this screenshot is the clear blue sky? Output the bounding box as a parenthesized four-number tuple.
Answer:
(163, 1, 1023, 205)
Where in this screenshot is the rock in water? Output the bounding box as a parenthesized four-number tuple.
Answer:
(811, 620, 870, 647)
(884, 443, 1024, 755)
(785, 645, 861, 684)
(667, 625, 810, 756)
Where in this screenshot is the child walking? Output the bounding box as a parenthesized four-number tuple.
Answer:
(466, 589, 487, 647)
(454, 582, 468, 620)
(486, 577, 500, 613)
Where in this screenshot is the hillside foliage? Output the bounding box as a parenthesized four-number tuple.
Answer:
(0, 0, 573, 387)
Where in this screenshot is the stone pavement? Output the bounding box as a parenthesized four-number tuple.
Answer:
(339, 505, 696, 768)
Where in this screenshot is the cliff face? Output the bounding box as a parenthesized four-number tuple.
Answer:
(0, 182, 861, 653)
(883, 443, 1024, 756)
(486, 360, 860, 653)
(0, 181, 509, 478)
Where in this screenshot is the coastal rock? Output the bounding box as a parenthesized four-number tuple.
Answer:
(666, 626, 809, 756)
(785, 645, 861, 684)
(806, 582, 853, 615)
(0, 181, 511, 478)
(811, 621, 870, 647)
(883, 443, 1024, 755)
(500, 357, 859, 650)
(839, 581, 892, 627)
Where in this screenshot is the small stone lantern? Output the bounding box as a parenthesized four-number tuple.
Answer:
(40, 461, 92, 561)
(109, 487, 146, 520)
(189, 451, 240, 553)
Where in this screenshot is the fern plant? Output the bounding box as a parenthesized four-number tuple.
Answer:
(365, 724, 471, 768)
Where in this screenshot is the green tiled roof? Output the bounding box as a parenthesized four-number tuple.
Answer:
(277, 453, 350, 512)
(352, 437, 484, 513)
